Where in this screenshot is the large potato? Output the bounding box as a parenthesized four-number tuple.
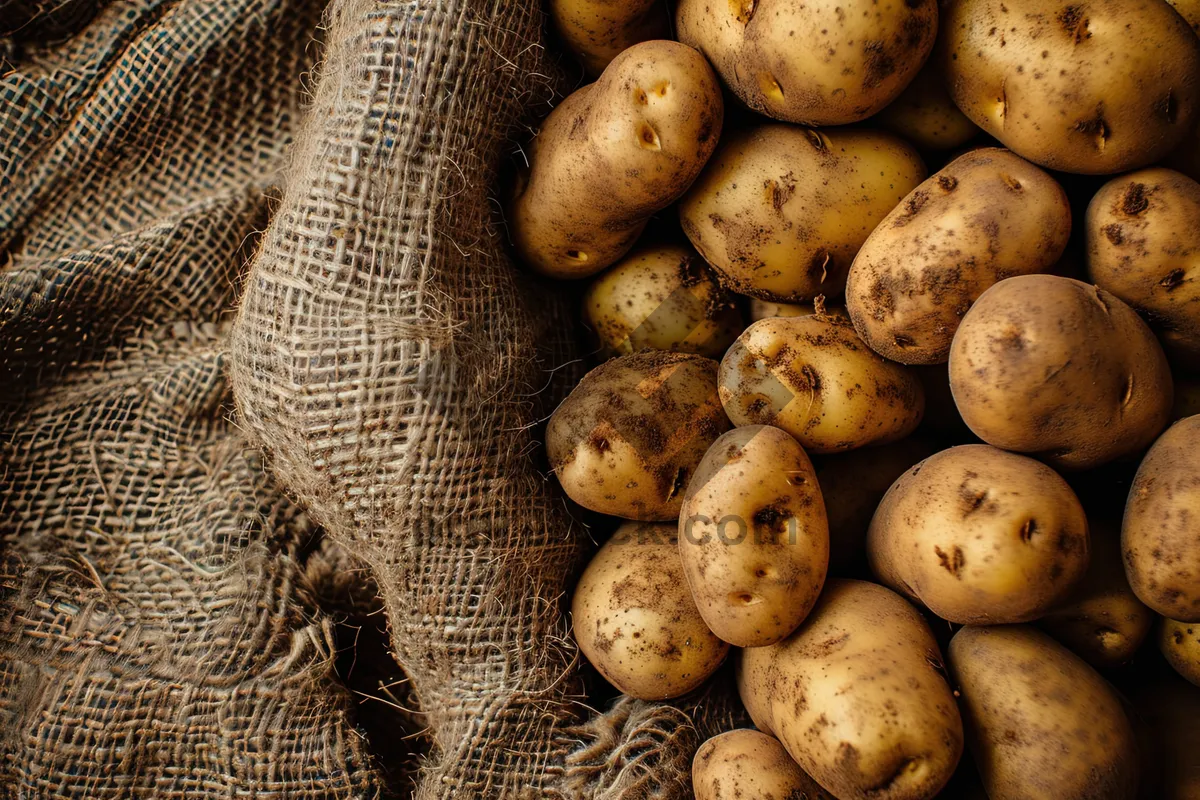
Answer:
(679, 125, 925, 302)
(949, 625, 1140, 800)
(846, 149, 1071, 364)
(511, 41, 722, 279)
(693, 729, 834, 800)
(940, 0, 1200, 175)
(546, 351, 730, 520)
(718, 315, 924, 454)
(676, 0, 938, 126)
(679, 425, 829, 647)
(549, 0, 669, 75)
(868, 445, 1090, 625)
(737, 579, 963, 800)
(1161, 618, 1200, 687)
(1086, 168, 1200, 367)
(572, 524, 728, 700)
(1123, 416, 1200, 621)
(878, 62, 980, 151)
(948, 275, 1173, 470)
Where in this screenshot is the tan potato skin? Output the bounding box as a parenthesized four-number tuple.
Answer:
(1123, 416, 1200, 621)
(676, 0, 938, 126)
(1086, 168, 1200, 368)
(511, 41, 722, 279)
(948, 275, 1173, 470)
(680, 125, 926, 302)
(572, 524, 729, 700)
(878, 62, 980, 151)
(549, 0, 670, 76)
(718, 315, 925, 454)
(546, 351, 730, 520)
(1161, 618, 1200, 687)
(678, 425, 829, 647)
(582, 244, 743, 359)
(949, 625, 1140, 800)
(847, 149, 1071, 365)
(940, 0, 1200, 175)
(693, 729, 835, 800)
(1168, 0, 1200, 34)
(737, 579, 963, 800)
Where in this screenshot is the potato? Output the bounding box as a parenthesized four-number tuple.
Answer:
(940, 0, 1200, 175)
(718, 314, 924, 454)
(846, 149, 1071, 364)
(948, 275, 1173, 470)
(582, 244, 743, 359)
(868, 445, 1090, 625)
(1086, 168, 1200, 367)
(679, 125, 926, 302)
(679, 425, 829, 647)
(1168, 0, 1200, 33)
(693, 729, 834, 800)
(511, 41, 722, 279)
(1123, 416, 1200, 621)
(549, 0, 669, 75)
(949, 625, 1140, 800)
(546, 351, 730, 520)
(1161, 617, 1200, 687)
(676, 0, 938, 126)
(1132, 675, 1200, 799)
(749, 296, 847, 323)
(737, 579, 963, 800)
(877, 61, 981, 151)
(572, 523, 728, 700)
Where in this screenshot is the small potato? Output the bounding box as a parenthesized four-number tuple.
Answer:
(868, 445, 1090, 625)
(547, 351, 730, 520)
(572, 524, 728, 700)
(737, 579, 963, 800)
(949, 625, 1140, 800)
(582, 244, 743, 359)
(1123, 416, 1200, 621)
(549, 0, 669, 75)
(1161, 618, 1200, 687)
(511, 41, 722, 279)
(1086, 169, 1200, 367)
(948, 275, 1173, 470)
(676, 0, 938, 126)
(718, 315, 925, 454)
(877, 61, 981, 151)
(680, 126, 926, 302)
(846, 149, 1071, 364)
(693, 729, 834, 800)
(679, 425, 829, 647)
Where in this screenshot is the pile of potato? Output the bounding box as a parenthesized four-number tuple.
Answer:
(514, 0, 1200, 797)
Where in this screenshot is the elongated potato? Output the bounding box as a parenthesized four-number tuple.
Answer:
(1161, 617, 1200, 687)
(878, 62, 980, 151)
(693, 729, 834, 800)
(679, 425, 829, 647)
(550, 0, 669, 75)
(511, 41, 722, 279)
(680, 125, 926, 302)
(847, 149, 1071, 364)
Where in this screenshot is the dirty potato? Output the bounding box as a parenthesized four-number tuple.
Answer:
(549, 0, 669, 75)
(1160, 618, 1200, 687)
(693, 729, 834, 800)
(877, 61, 980, 151)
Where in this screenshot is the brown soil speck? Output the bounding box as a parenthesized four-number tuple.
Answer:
(934, 545, 965, 578)
(1122, 184, 1149, 216)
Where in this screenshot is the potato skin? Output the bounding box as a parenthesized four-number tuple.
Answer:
(572, 524, 729, 700)
(949, 625, 1140, 800)
(693, 729, 834, 800)
(546, 351, 730, 520)
(737, 579, 963, 800)
(679, 425, 829, 647)
(680, 125, 926, 302)
(940, 0, 1200, 175)
(877, 62, 980, 151)
(847, 149, 1071, 365)
(549, 0, 669, 75)
(948, 275, 1173, 470)
(718, 315, 924, 454)
(1123, 416, 1200, 621)
(1086, 169, 1200, 367)
(1160, 618, 1200, 687)
(511, 41, 722, 279)
(676, 0, 938, 126)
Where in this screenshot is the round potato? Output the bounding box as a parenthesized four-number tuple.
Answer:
(549, 0, 669, 75)
(948, 275, 1173, 470)
(718, 314, 924, 454)
(847, 149, 1071, 364)
(693, 729, 834, 800)
(572, 524, 728, 700)
(676, 0, 938, 126)
(546, 351, 730, 520)
(949, 625, 1140, 800)
(1086, 168, 1200, 367)
(878, 61, 981, 151)
(1123, 416, 1200, 621)
(582, 244, 743, 359)
(737, 579, 963, 800)
(868, 445, 1090, 624)
(511, 41, 722, 279)
(1161, 618, 1200, 687)
(680, 125, 926, 302)
(679, 425, 829, 647)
